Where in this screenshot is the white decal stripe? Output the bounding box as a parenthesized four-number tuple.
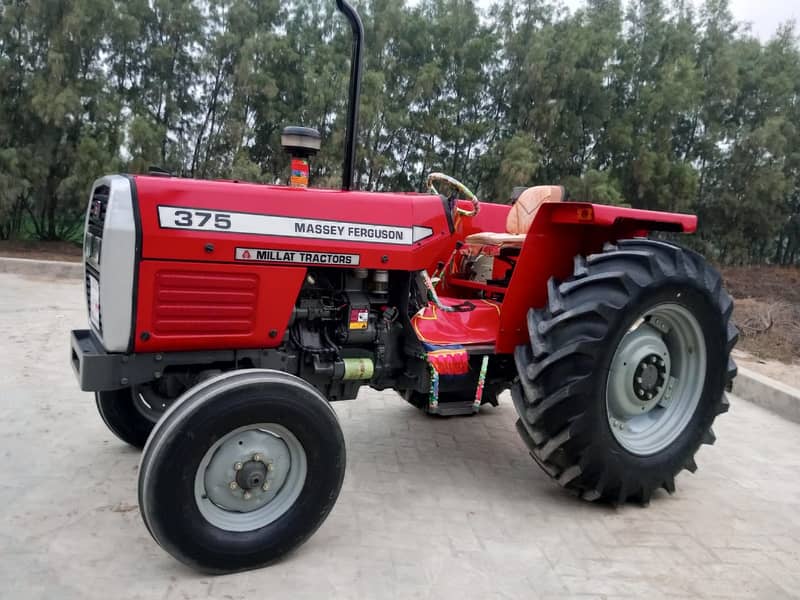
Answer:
(158, 206, 430, 246)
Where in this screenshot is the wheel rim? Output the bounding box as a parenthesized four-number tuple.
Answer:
(132, 385, 168, 424)
(194, 423, 307, 532)
(606, 302, 707, 456)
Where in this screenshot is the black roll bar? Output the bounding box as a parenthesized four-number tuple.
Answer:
(335, 0, 364, 191)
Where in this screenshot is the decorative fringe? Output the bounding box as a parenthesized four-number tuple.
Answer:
(428, 363, 440, 413)
(425, 351, 489, 415)
(426, 348, 470, 375)
(473, 355, 489, 411)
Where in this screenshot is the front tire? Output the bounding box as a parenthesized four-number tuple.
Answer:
(513, 239, 738, 504)
(95, 389, 155, 449)
(138, 369, 346, 573)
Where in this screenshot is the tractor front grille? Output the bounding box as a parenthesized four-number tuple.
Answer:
(87, 185, 109, 237)
(85, 264, 102, 334)
(84, 184, 109, 334)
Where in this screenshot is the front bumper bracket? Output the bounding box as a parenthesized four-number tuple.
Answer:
(70, 329, 276, 392)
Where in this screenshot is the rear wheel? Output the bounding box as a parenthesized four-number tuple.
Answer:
(512, 239, 738, 504)
(138, 369, 346, 573)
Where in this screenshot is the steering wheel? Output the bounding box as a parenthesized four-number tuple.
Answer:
(426, 173, 480, 218)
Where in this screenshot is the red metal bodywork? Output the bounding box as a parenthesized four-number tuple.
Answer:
(136, 177, 454, 270)
(131, 175, 697, 355)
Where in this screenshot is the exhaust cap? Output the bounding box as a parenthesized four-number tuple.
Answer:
(281, 126, 321, 157)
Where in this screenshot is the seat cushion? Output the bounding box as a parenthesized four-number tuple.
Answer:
(505, 185, 565, 235)
(463, 231, 527, 246)
(463, 185, 566, 247)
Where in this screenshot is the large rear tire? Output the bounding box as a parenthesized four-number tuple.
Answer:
(138, 369, 346, 573)
(513, 239, 738, 504)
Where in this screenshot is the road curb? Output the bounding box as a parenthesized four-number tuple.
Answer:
(0, 256, 82, 279)
(734, 366, 800, 424)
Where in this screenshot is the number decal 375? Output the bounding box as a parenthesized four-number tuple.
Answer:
(160, 207, 232, 230)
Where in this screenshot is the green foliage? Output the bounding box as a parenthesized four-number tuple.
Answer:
(0, 0, 798, 264)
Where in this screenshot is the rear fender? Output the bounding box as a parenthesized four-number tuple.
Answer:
(494, 202, 697, 354)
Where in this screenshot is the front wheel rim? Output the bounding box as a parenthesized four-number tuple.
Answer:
(606, 302, 707, 456)
(194, 423, 307, 532)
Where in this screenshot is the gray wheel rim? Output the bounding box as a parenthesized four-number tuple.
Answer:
(606, 302, 707, 456)
(194, 423, 307, 532)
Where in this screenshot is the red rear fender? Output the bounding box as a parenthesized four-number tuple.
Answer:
(494, 202, 697, 353)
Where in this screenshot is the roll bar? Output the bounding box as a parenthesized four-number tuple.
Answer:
(335, 0, 364, 191)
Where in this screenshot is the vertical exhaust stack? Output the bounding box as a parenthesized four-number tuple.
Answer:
(335, 0, 364, 191)
(281, 126, 321, 188)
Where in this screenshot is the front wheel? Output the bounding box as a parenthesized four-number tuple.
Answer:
(513, 239, 738, 504)
(138, 369, 346, 573)
(95, 389, 155, 449)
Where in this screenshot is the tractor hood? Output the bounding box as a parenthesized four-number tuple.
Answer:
(133, 175, 456, 272)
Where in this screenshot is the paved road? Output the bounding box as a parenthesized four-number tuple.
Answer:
(1, 272, 799, 599)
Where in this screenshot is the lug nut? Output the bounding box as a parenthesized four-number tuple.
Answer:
(253, 454, 264, 462)
(262, 482, 270, 491)
(229, 481, 238, 490)
(267, 462, 274, 471)
(243, 491, 252, 500)
(234, 462, 243, 471)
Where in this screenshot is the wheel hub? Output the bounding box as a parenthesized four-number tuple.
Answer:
(607, 324, 671, 419)
(633, 354, 667, 399)
(202, 428, 291, 513)
(236, 459, 269, 491)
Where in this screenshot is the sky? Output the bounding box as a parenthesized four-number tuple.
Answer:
(721, 0, 798, 40)
(561, 0, 799, 40)
(409, 0, 799, 41)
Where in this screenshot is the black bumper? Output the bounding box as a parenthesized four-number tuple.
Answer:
(71, 329, 158, 392)
(70, 329, 290, 392)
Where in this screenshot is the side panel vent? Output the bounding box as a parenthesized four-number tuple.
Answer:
(152, 271, 258, 335)
(134, 261, 307, 352)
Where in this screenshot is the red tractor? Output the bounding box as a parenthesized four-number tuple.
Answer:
(71, 0, 737, 573)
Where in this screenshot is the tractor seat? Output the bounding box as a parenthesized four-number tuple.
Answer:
(465, 185, 565, 246)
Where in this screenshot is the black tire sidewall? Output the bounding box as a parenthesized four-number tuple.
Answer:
(139, 376, 346, 573)
(95, 389, 154, 449)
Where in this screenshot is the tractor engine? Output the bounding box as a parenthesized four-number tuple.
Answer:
(288, 267, 408, 401)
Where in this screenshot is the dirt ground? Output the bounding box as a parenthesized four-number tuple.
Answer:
(722, 266, 800, 365)
(0, 239, 82, 262)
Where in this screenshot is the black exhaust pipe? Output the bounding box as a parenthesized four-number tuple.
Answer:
(335, 0, 364, 191)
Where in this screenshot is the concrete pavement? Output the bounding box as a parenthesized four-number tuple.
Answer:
(1, 272, 799, 599)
